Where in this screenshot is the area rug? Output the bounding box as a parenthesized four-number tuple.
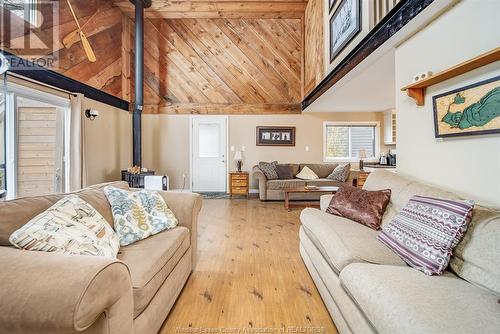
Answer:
(198, 192, 230, 199)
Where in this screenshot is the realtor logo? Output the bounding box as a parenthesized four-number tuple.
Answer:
(0, 0, 59, 70)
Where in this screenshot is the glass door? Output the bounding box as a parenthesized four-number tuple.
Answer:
(3, 82, 70, 200)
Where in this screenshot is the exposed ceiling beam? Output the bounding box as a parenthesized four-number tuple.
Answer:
(113, 1, 307, 19)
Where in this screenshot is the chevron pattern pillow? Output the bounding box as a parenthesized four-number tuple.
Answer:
(378, 195, 474, 275)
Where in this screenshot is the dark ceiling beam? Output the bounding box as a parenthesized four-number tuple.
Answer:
(301, 0, 435, 110)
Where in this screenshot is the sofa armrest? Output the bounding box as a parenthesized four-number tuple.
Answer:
(320, 194, 334, 211)
(158, 191, 202, 266)
(0, 247, 133, 334)
(252, 165, 268, 201)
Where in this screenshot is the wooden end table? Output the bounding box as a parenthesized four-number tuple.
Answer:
(284, 186, 338, 210)
(229, 171, 249, 198)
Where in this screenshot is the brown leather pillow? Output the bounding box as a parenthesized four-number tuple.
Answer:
(276, 164, 293, 179)
(326, 185, 391, 230)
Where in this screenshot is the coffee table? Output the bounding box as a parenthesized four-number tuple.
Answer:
(284, 186, 338, 210)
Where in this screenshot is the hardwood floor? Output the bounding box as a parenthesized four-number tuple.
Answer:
(160, 199, 338, 333)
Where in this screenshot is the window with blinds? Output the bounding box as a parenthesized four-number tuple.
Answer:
(324, 123, 377, 160)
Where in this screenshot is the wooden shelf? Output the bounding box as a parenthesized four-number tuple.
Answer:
(401, 47, 500, 106)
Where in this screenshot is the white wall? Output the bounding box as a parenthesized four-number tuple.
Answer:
(395, 0, 500, 207)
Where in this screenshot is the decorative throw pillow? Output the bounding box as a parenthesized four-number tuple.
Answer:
(296, 166, 319, 180)
(104, 186, 178, 246)
(9, 195, 120, 258)
(276, 164, 294, 179)
(377, 195, 474, 275)
(327, 164, 351, 182)
(326, 185, 391, 230)
(258, 161, 279, 180)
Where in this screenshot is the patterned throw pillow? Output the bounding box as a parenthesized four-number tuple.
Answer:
(9, 195, 120, 258)
(104, 186, 178, 246)
(326, 186, 391, 230)
(258, 161, 279, 180)
(377, 195, 474, 275)
(327, 164, 351, 182)
(296, 166, 319, 180)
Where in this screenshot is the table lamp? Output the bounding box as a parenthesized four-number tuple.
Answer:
(233, 150, 243, 172)
(358, 149, 367, 170)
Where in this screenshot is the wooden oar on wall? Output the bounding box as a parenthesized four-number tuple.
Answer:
(65, 0, 96, 62)
(62, 10, 98, 49)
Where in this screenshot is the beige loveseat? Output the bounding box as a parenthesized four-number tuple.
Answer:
(0, 181, 202, 334)
(253, 163, 356, 201)
(300, 170, 500, 334)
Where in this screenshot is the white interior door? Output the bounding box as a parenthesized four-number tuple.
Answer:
(191, 116, 227, 192)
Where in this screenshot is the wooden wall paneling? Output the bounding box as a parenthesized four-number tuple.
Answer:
(121, 14, 133, 104)
(3, 0, 124, 98)
(304, 0, 324, 96)
(122, 17, 303, 114)
(113, 1, 308, 19)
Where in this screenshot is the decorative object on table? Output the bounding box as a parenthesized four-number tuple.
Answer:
(305, 185, 319, 190)
(377, 195, 474, 275)
(326, 186, 391, 230)
(327, 163, 351, 182)
(256, 126, 296, 146)
(284, 186, 338, 210)
(233, 150, 243, 172)
(104, 186, 178, 246)
(229, 172, 249, 199)
(330, 0, 361, 63)
(358, 149, 367, 170)
(9, 195, 120, 258)
(329, 0, 338, 13)
(296, 166, 319, 180)
(275, 164, 294, 179)
(65, 0, 96, 62)
(432, 75, 500, 138)
(144, 175, 169, 191)
(258, 161, 279, 180)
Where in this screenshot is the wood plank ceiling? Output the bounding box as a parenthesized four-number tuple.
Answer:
(122, 16, 303, 114)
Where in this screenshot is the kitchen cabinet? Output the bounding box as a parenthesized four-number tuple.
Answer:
(384, 110, 396, 145)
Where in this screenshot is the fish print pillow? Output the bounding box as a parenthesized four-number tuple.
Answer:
(104, 186, 178, 246)
(9, 195, 120, 258)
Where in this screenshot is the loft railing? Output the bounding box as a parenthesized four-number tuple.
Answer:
(372, 0, 403, 27)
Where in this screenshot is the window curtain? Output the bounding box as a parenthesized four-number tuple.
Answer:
(69, 93, 86, 191)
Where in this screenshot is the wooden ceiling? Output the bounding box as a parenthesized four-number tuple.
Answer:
(113, 0, 308, 19)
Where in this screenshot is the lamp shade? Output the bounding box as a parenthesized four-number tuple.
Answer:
(233, 150, 243, 161)
(358, 149, 368, 159)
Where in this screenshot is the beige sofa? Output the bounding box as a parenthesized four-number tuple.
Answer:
(300, 170, 500, 334)
(253, 163, 356, 201)
(0, 181, 202, 334)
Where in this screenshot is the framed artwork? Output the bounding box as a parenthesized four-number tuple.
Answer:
(330, 0, 361, 63)
(256, 126, 296, 146)
(329, 0, 338, 13)
(432, 75, 500, 138)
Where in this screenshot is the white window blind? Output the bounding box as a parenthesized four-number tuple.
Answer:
(325, 124, 376, 160)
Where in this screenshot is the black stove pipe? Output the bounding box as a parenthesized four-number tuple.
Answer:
(131, 0, 151, 167)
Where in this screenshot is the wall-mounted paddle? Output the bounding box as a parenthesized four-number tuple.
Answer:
(65, 0, 96, 62)
(62, 10, 98, 49)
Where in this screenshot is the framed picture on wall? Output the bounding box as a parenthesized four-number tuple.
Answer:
(432, 75, 500, 138)
(256, 126, 296, 146)
(330, 0, 361, 63)
(329, 0, 338, 13)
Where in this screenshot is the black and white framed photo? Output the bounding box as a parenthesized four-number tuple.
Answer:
(329, 0, 338, 13)
(256, 126, 296, 146)
(330, 0, 361, 63)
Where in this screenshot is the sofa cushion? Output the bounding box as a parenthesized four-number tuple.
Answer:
(340, 263, 500, 334)
(378, 195, 474, 275)
(118, 226, 190, 318)
(267, 179, 306, 190)
(104, 187, 179, 246)
(327, 163, 351, 182)
(296, 166, 319, 180)
(275, 164, 294, 179)
(450, 205, 500, 295)
(300, 208, 405, 274)
(258, 161, 278, 180)
(299, 164, 337, 178)
(0, 181, 129, 246)
(9, 195, 120, 258)
(326, 186, 391, 230)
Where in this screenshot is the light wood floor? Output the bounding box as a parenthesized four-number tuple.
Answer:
(160, 199, 338, 334)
